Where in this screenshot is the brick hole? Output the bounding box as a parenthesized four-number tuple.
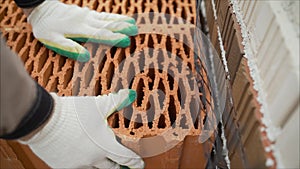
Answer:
(49, 77, 59, 93)
(156, 0, 162, 12)
(147, 68, 155, 90)
(127, 62, 135, 88)
(139, 34, 145, 45)
(177, 78, 186, 108)
(58, 56, 67, 72)
(167, 70, 175, 90)
(37, 49, 49, 72)
(109, 46, 118, 59)
(181, 7, 187, 23)
(134, 114, 143, 129)
(84, 62, 94, 88)
(15, 34, 26, 52)
(43, 62, 54, 86)
(0, 7, 8, 22)
(110, 113, 120, 128)
(73, 78, 81, 95)
(183, 36, 190, 55)
(98, 51, 107, 72)
(141, 0, 146, 12)
(4, 32, 9, 41)
(91, 44, 99, 58)
(148, 34, 154, 49)
(11, 32, 18, 41)
(190, 96, 200, 129)
(114, 6, 122, 14)
(157, 16, 162, 24)
(156, 34, 162, 43)
(173, 16, 179, 24)
(202, 113, 207, 129)
(199, 85, 207, 110)
(123, 105, 133, 128)
(176, 48, 181, 59)
(158, 114, 166, 128)
(138, 52, 145, 71)
(63, 64, 74, 88)
(27, 61, 33, 74)
(149, 48, 155, 59)
(176, 56, 183, 73)
(168, 95, 177, 127)
(180, 114, 189, 129)
(187, 71, 194, 90)
(139, 16, 146, 24)
(174, 33, 180, 41)
(20, 47, 29, 63)
(94, 77, 102, 95)
(148, 8, 155, 22)
(14, 12, 22, 25)
(158, 79, 166, 109)
(78, 62, 85, 72)
(114, 78, 123, 91)
(147, 95, 155, 129)
(187, 62, 192, 71)
(194, 116, 199, 129)
(165, 6, 170, 15)
(91, 0, 99, 10)
(106, 62, 115, 90)
(130, 36, 137, 54)
(157, 49, 164, 68)
(124, 0, 130, 12)
(172, 1, 178, 13)
(76, 0, 82, 7)
(136, 78, 145, 107)
(166, 36, 172, 53)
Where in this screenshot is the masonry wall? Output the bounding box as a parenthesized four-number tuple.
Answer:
(204, 0, 299, 168)
(0, 0, 218, 168)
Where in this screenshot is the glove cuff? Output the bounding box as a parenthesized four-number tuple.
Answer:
(18, 92, 62, 145)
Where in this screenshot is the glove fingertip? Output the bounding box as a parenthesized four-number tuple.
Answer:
(115, 25, 138, 36)
(76, 50, 90, 62)
(115, 36, 131, 48)
(128, 89, 137, 103)
(125, 18, 136, 25)
(116, 89, 137, 111)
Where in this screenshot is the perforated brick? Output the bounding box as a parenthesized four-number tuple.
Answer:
(0, 0, 217, 168)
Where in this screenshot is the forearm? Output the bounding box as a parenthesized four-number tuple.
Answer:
(0, 37, 37, 135)
(0, 36, 53, 139)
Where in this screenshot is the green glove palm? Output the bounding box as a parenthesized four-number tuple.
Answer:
(28, 0, 138, 62)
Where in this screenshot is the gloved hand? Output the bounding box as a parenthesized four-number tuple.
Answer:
(27, 0, 138, 62)
(19, 89, 144, 169)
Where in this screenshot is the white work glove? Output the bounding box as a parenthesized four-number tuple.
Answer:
(28, 0, 138, 62)
(19, 89, 144, 169)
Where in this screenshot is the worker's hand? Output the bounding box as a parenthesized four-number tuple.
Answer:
(27, 0, 138, 62)
(19, 89, 144, 169)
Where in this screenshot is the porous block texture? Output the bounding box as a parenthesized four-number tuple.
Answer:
(1, 0, 217, 168)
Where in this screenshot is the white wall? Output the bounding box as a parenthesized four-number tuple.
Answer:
(236, 0, 299, 168)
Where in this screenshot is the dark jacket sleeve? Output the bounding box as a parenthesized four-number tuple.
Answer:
(14, 0, 45, 8)
(0, 36, 53, 139)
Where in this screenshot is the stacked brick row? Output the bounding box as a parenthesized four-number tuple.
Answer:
(1, 0, 217, 168)
(204, 0, 277, 168)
